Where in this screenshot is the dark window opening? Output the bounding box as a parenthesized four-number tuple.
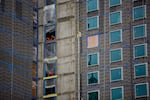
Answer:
(45, 87, 55, 95)
(88, 24, 89, 28)
(45, 79, 56, 95)
(46, 29, 56, 42)
(45, 0, 55, 6)
(16, 1, 22, 18)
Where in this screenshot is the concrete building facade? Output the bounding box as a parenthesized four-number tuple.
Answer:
(37, 0, 79, 100)
(0, 0, 34, 100)
(38, 0, 150, 100)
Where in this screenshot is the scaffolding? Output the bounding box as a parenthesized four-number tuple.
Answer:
(43, 0, 57, 100)
(32, 0, 38, 100)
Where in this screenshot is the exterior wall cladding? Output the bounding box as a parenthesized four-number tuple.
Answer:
(0, 0, 33, 100)
(79, 0, 150, 100)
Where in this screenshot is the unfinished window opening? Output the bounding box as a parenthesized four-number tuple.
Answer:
(16, 1, 22, 18)
(45, 63, 56, 77)
(45, 0, 55, 6)
(45, 42, 56, 58)
(46, 28, 56, 42)
(45, 79, 56, 95)
(44, 3, 55, 25)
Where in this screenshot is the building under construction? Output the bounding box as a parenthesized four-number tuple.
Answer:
(37, 0, 79, 100)
(37, 0, 150, 100)
(1, 0, 150, 100)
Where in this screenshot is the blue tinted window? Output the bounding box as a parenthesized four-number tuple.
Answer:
(111, 87, 123, 100)
(135, 84, 148, 97)
(87, 0, 98, 12)
(135, 63, 147, 77)
(110, 11, 121, 25)
(133, 24, 146, 39)
(110, 49, 122, 63)
(111, 68, 122, 81)
(88, 91, 99, 100)
(134, 44, 146, 58)
(133, 6, 145, 20)
(110, 29, 122, 43)
(87, 16, 99, 30)
(110, 0, 121, 7)
(88, 71, 99, 85)
(88, 53, 98, 66)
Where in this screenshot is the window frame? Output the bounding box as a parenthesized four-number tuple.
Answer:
(109, 0, 122, 7)
(45, 42, 56, 58)
(133, 43, 147, 58)
(87, 71, 99, 85)
(109, 29, 122, 44)
(110, 67, 123, 82)
(109, 11, 122, 25)
(43, 78, 57, 96)
(110, 48, 123, 63)
(87, 90, 100, 100)
(86, 0, 99, 12)
(134, 63, 148, 78)
(110, 86, 124, 100)
(133, 5, 146, 21)
(133, 24, 147, 39)
(135, 83, 149, 98)
(87, 16, 99, 30)
(44, 61, 57, 77)
(87, 52, 99, 67)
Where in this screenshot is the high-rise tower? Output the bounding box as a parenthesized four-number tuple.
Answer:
(79, 0, 150, 100)
(37, 0, 79, 100)
(0, 0, 34, 100)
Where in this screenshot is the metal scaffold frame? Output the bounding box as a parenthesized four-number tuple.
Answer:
(32, 0, 39, 100)
(43, 0, 57, 100)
